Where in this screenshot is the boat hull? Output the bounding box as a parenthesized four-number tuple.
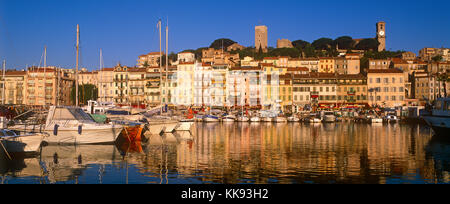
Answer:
(422, 115, 450, 136)
(44, 127, 123, 145)
(323, 115, 336, 123)
(250, 117, 261, 122)
(1, 134, 44, 153)
(175, 122, 194, 132)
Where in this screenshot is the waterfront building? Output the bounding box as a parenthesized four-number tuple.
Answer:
(175, 62, 195, 106)
(113, 64, 130, 104)
(79, 70, 98, 86)
(428, 61, 450, 74)
(318, 57, 335, 73)
(177, 51, 196, 63)
(137, 52, 161, 67)
(210, 64, 228, 107)
(227, 67, 263, 109)
(368, 58, 391, 70)
(401, 51, 417, 61)
(193, 63, 212, 107)
(292, 73, 337, 110)
(279, 74, 293, 112)
(98, 68, 115, 104)
(128, 67, 146, 107)
(296, 58, 319, 72)
(240, 56, 260, 67)
(413, 71, 448, 103)
(419, 47, 450, 62)
(25, 67, 74, 106)
(255, 25, 268, 53)
(201, 48, 239, 66)
(367, 69, 406, 107)
(336, 74, 368, 108)
(1, 71, 26, 105)
(145, 66, 162, 107)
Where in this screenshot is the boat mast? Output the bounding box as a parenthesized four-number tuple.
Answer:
(2, 60, 5, 105)
(76, 24, 80, 107)
(158, 19, 162, 106)
(43, 46, 47, 106)
(165, 19, 169, 106)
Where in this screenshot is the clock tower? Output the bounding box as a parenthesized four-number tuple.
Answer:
(376, 21, 386, 52)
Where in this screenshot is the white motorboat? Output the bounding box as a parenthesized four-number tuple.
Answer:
(262, 117, 273, 122)
(308, 117, 322, 123)
(273, 117, 287, 123)
(322, 111, 336, 123)
(237, 116, 249, 122)
(370, 118, 383, 123)
(222, 115, 236, 123)
(9, 106, 123, 145)
(287, 116, 300, 122)
(384, 115, 399, 123)
(203, 115, 220, 123)
(421, 97, 450, 135)
(0, 129, 47, 156)
(250, 116, 261, 122)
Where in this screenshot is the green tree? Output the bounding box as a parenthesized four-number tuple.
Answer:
(269, 48, 301, 58)
(71, 84, 98, 105)
(333, 36, 355, 50)
(209, 38, 236, 50)
(312, 38, 334, 50)
(292, 40, 310, 50)
(354, 38, 379, 51)
(432, 55, 443, 62)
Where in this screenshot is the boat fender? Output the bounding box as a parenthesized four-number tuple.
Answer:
(78, 125, 82, 135)
(53, 124, 59, 136)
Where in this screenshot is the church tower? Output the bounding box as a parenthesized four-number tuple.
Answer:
(376, 21, 386, 52)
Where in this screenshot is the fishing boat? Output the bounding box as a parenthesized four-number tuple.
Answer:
(0, 129, 47, 157)
(9, 106, 123, 145)
(421, 97, 450, 135)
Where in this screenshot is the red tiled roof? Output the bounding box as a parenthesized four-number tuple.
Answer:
(367, 69, 403, 73)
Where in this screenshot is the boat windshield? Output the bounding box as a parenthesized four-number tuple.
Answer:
(52, 107, 94, 122)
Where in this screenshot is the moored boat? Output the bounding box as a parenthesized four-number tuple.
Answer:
(9, 106, 123, 145)
(287, 116, 300, 122)
(421, 97, 450, 135)
(322, 111, 336, 123)
(0, 129, 47, 157)
(273, 117, 287, 123)
(250, 116, 261, 122)
(203, 115, 219, 123)
(237, 116, 249, 122)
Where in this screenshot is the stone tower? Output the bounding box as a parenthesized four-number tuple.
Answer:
(376, 21, 386, 52)
(255, 25, 268, 53)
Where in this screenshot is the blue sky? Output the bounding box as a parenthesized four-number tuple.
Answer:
(1, 0, 449, 70)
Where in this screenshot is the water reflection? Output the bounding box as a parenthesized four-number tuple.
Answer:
(0, 123, 449, 184)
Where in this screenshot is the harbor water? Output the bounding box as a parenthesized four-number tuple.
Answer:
(1, 122, 449, 184)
